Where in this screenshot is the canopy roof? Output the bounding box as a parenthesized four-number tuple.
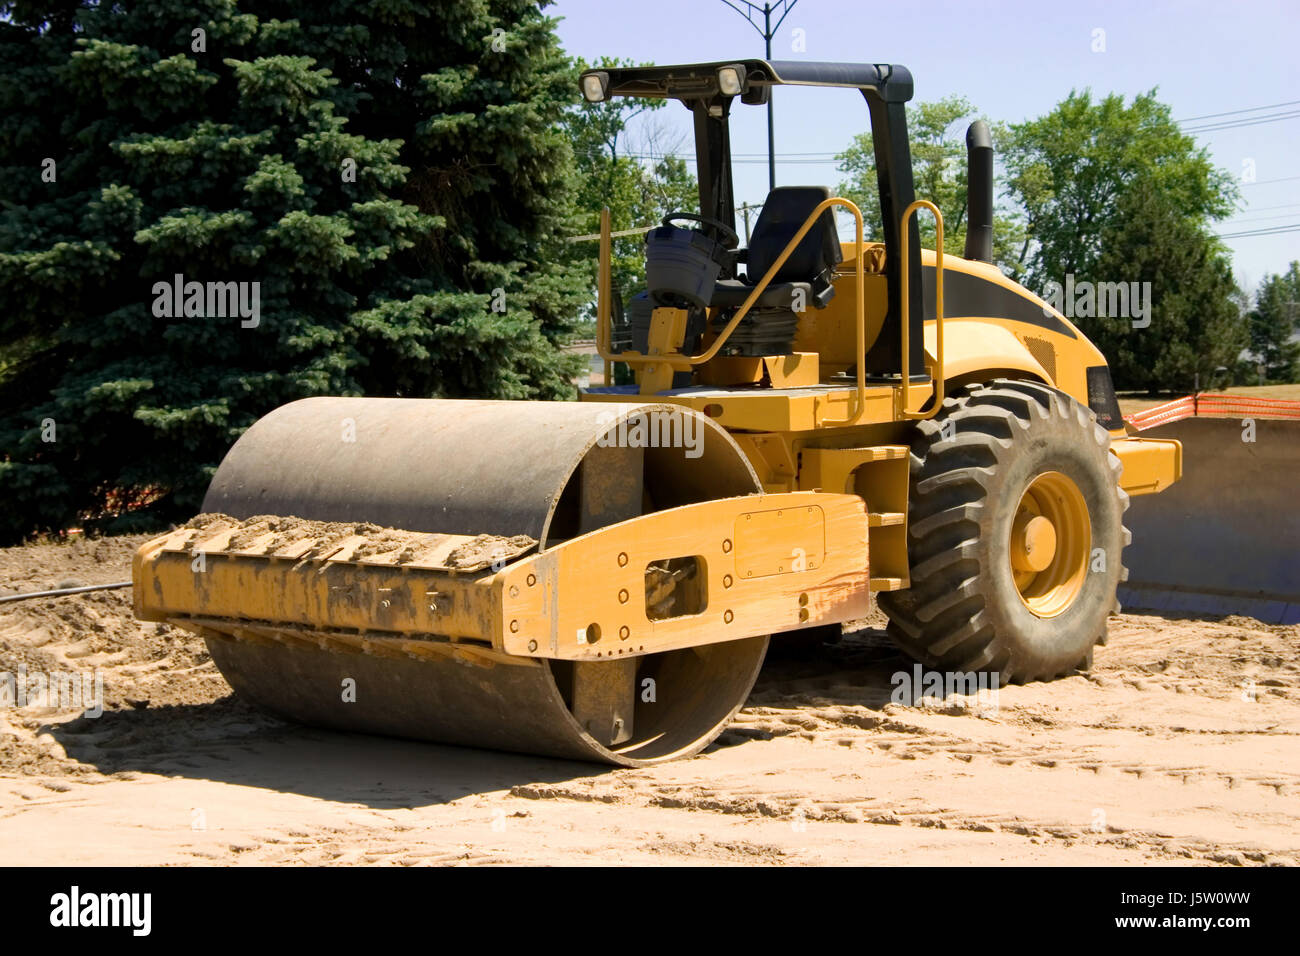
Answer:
(583, 59, 914, 103)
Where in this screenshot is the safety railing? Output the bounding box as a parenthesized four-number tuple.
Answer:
(596, 199, 869, 422)
(898, 199, 945, 419)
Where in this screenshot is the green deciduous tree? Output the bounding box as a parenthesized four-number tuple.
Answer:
(835, 95, 1027, 276)
(563, 56, 697, 313)
(0, 0, 588, 542)
(1002, 89, 1237, 290)
(1002, 89, 1245, 392)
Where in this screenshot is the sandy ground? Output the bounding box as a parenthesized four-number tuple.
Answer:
(1, 534, 1297, 866)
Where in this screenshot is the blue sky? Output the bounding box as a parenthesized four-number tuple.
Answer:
(550, 0, 1300, 290)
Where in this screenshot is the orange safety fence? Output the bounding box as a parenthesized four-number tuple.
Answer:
(1125, 393, 1300, 431)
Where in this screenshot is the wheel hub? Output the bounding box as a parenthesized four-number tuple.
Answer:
(1010, 471, 1091, 618)
(1012, 513, 1057, 572)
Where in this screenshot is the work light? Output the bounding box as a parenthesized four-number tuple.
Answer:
(717, 65, 745, 96)
(581, 72, 609, 103)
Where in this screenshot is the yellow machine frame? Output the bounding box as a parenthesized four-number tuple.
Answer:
(135, 492, 872, 663)
(135, 197, 1181, 666)
(581, 198, 1180, 583)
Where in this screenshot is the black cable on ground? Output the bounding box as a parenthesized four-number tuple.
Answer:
(0, 581, 132, 604)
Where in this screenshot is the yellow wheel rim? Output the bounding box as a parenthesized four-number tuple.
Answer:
(1010, 471, 1090, 618)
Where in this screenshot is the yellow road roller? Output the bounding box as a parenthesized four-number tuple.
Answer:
(133, 60, 1182, 766)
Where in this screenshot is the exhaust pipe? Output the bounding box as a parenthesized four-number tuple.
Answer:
(964, 121, 993, 263)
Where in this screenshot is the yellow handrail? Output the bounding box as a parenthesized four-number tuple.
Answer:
(898, 199, 945, 419)
(817, 198, 866, 426)
(595, 198, 868, 421)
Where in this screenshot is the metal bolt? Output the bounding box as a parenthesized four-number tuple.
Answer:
(723, 574, 733, 588)
(509, 585, 519, 598)
(617, 552, 628, 567)
(722, 539, 732, 553)
(527, 639, 538, 652)
(618, 589, 629, 604)
(619, 626, 630, 640)
(509, 620, 520, 633)
(527, 573, 537, 587)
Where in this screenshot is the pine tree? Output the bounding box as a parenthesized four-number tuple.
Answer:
(1248, 262, 1300, 384)
(1085, 188, 1246, 393)
(0, 1, 588, 542)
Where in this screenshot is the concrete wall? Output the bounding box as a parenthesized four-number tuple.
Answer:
(1120, 417, 1300, 624)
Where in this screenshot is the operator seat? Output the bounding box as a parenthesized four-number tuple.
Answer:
(710, 186, 843, 310)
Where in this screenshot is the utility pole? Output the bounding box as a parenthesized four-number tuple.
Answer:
(738, 201, 756, 243)
(720, 0, 800, 192)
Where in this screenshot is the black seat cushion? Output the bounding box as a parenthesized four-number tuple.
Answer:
(709, 186, 842, 312)
(746, 185, 842, 283)
(710, 279, 812, 310)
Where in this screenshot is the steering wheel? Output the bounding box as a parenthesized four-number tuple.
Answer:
(662, 212, 740, 249)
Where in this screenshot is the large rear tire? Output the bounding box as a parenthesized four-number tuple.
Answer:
(878, 380, 1129, 682)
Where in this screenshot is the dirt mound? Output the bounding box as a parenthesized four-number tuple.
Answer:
(0, 533, 274, 779)
(179, 513, 537, 567)
(0, 534, 146, 596)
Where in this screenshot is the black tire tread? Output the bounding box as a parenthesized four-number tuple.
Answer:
(877, 379, 1130, 683)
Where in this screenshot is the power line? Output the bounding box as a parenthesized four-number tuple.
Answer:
(730, 150, 840, 157)
(566, 224, 656, 242)
(1217, 222, 1300, 239)
(621, 118, 1300, 170)
(1182, 110, 1300, 134)
(623, 93, 1300, 159)
(626, 150, 843, 165)
(1243, 175, 1300, 187)
(1176, 99, 1300, 123)
(1219, 211, 1300, 225)
(1235, 201, 1300, 212)
(733, 157, 842, 165)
